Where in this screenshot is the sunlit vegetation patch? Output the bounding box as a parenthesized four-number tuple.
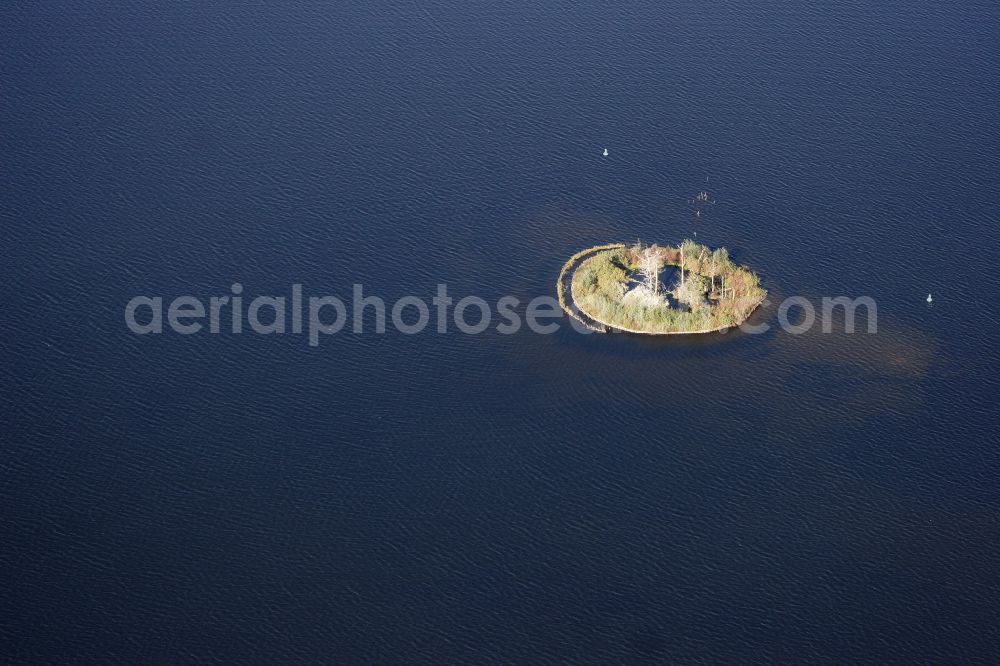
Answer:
(556, 244, 625, 316)
(569, 240, 766, 334)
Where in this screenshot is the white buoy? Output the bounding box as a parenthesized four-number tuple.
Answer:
(926, 293, 933, 303)
(602, 148, 608, 157)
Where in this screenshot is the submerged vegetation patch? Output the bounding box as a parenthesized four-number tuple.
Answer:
(562, 240, 766, 335)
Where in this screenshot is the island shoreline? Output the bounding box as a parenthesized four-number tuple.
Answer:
(557, 241, 767, 335)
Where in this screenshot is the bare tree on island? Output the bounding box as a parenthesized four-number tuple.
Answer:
(679, 242, 685, 288)
(641, 246, 661, 295)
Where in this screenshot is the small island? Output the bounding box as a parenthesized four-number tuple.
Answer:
(557, 240, 766, 334)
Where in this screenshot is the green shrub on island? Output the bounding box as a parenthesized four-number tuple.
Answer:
(556, 243, 626, 322)
(567, 240, 765, 334)
(574, 250, 629, 302)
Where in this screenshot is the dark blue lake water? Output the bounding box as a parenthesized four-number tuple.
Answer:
(4, 1, 1000, 662)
